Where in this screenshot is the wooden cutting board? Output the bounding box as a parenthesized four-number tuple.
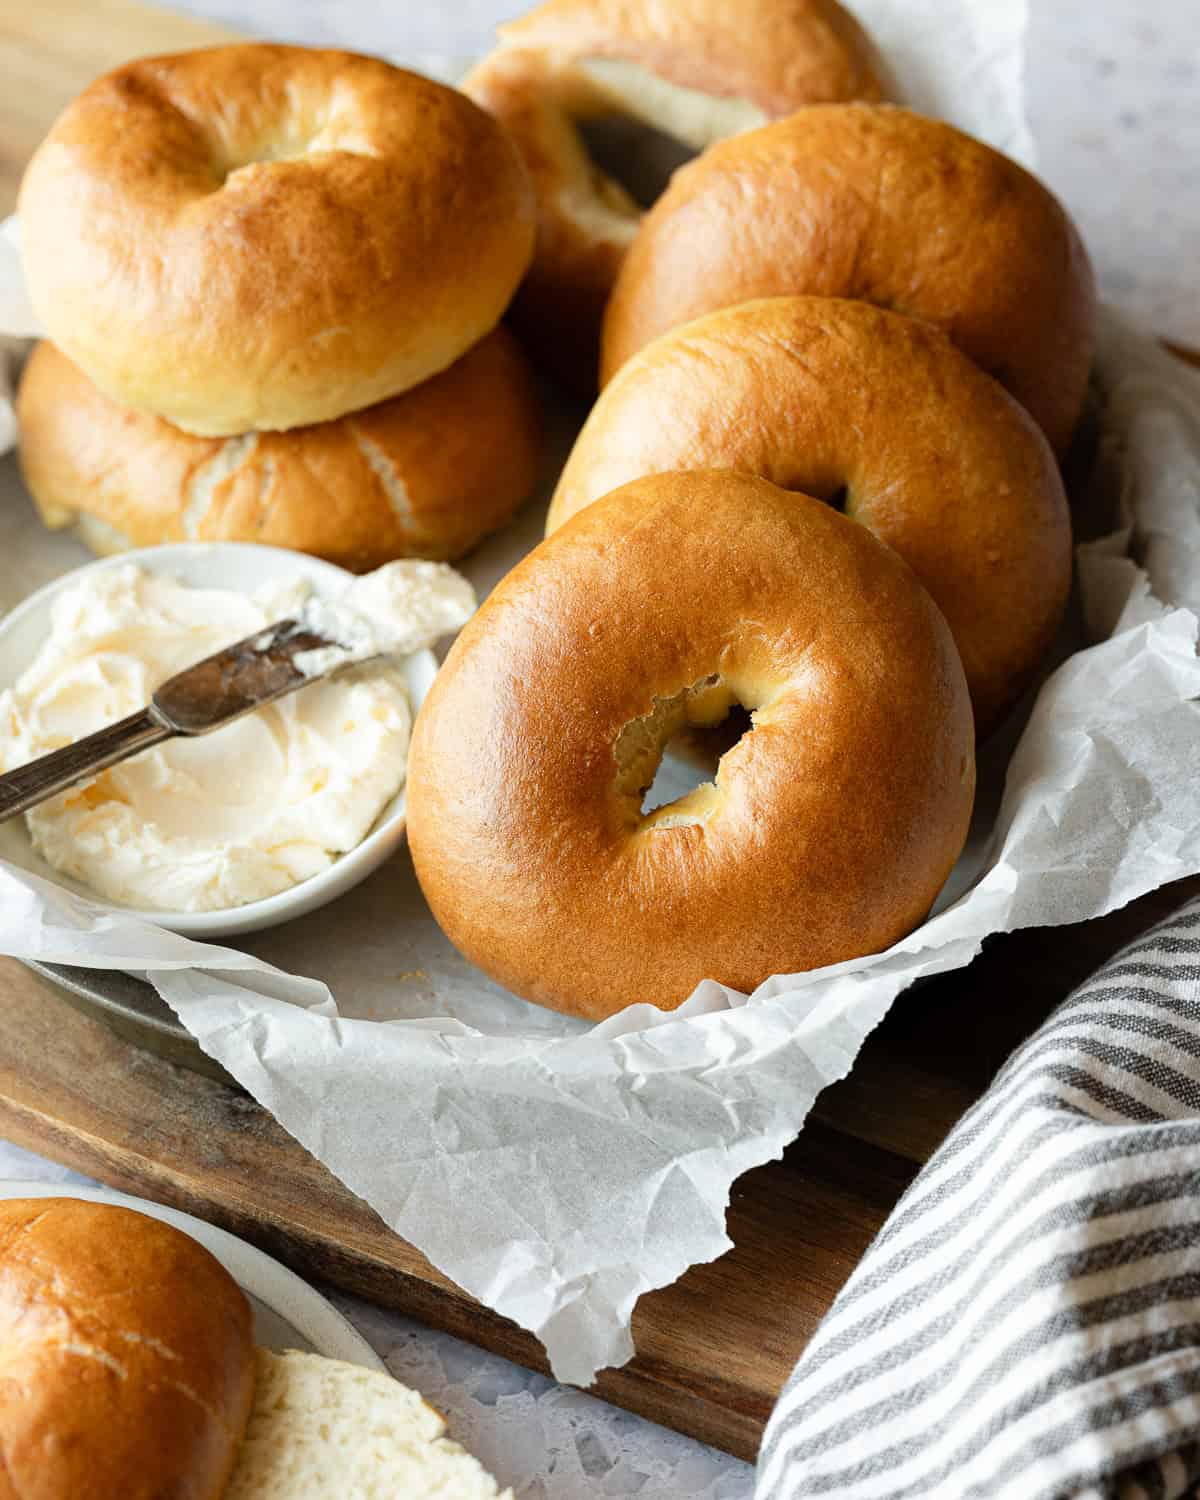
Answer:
(1, 0, 1198, 1466)
(0, 0, 236, 214)
(2, 878, 1197, 1462)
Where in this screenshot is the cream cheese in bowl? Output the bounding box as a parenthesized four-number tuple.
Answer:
(0, 546, 474, 934)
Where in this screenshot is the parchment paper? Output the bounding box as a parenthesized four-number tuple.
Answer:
(2, 0, 1199, 1387)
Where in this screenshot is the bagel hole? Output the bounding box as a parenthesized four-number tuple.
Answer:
(614, 674, 755, 828)
(779, 482, 849, 513)
(573, 60, 767, 207)
(214, 127, 376, 184)
(577, 116, 696, 209)
(770, 477, 851, 514)
(642, 705, 755, 816)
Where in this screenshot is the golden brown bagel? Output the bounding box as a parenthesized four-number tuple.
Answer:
(549, 297, 1071, 733)
(18, 45, 536, 435)
(408, 471, 975, 1021)
(464, 0, 886, 393)
(601, 105, 1096, 455)
(18, 335, 542, 569)
(0, 1197, 254, 1500)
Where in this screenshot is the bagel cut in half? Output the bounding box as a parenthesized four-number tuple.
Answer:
(408, 471, 975, 1022)
(0, 1197, 254, 1500)
(550, 297, 1071, 734)
(226, 1350, 510, 1499)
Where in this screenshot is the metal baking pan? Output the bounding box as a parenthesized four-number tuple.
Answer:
(28, 960, 235, 1085)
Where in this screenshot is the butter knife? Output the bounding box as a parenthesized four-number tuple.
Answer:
(0, 617, 370, 823)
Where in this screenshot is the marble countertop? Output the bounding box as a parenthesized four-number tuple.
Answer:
(4, 4, 1196, 1498)
(1025, 1, 1200, 345)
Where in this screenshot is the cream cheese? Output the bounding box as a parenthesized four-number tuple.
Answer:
(292, 560, 476, 678)
(0, 560, 475, 913)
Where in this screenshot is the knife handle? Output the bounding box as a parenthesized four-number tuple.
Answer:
(0, 708, 173, 824)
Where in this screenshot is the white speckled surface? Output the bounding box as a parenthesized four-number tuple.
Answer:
(1025, 2, 1200, 344)
(2, 4, 1196, 1496)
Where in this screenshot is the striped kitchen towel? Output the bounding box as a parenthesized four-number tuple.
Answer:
(757, 896, 1200, 1500)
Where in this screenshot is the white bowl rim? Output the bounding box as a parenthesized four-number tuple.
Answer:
(0, 541, 435, 939)
(0, 1180, 385, 1368)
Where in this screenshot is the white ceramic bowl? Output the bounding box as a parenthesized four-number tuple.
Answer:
(0, 542, 437, 939)
(0, 1181, 385, 1366)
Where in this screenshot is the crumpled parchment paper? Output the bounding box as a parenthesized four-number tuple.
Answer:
(2, 0, 1198, 1388)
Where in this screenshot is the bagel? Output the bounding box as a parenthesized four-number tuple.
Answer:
(601, 104, 1096, 456)
(549, 297, 1071, 733)
(18, 333, 542, 568)
(18, 45, 536, 435)
(463, 0, 886, 393)
(0, 1197, 254, 1499)
(408, 470, 975, 1021)
(229, 1351, 510, 1498)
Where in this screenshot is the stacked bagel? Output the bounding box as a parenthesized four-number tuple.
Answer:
(408, 2, 1096, 1020)
(16, 45, 544, 569)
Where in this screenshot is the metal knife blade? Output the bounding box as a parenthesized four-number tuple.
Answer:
(0, 617, 373, 823)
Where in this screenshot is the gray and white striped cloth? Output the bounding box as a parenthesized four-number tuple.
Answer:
(757, 896, 1200, 1500)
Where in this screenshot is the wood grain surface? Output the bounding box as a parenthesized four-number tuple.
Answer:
(1, 0, 1198, 1464)
(2, 874, 1197, 1460)
(0, 0, 235, 214)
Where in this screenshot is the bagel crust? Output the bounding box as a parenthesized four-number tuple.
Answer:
(464, 0, 886, 392)
(496, 0, 887, 123)
(601, 105, 1096, 455)
(463, 49, 640, 398)
(550, 297, 1071, 733)
(0, 1197, 254, 1500)
(18, 334, 542, 568)
(18, 46, 536, 435)
(408, 471, 975, 1021)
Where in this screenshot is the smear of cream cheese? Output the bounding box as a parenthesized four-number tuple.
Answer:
(0, 560, 474, 913)
(293, 559, 476, 678)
